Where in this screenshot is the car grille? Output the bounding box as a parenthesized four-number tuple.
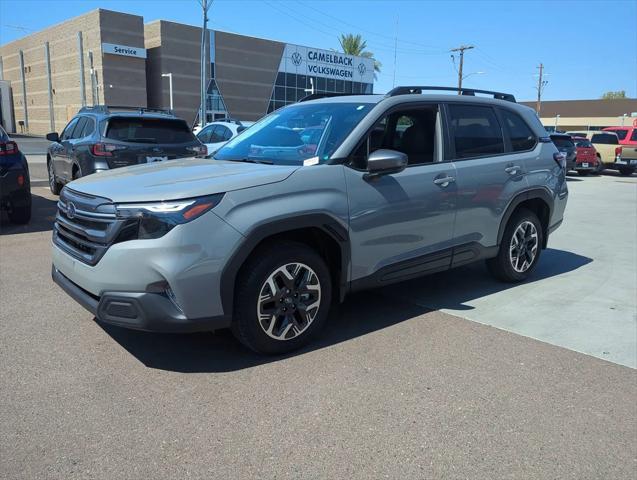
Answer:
(53, 188, 124, 266)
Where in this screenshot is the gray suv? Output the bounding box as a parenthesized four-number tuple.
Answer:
(51, 86, 568, 354)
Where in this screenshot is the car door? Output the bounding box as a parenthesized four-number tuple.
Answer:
(65, 116, 88, 178)
(53, 117, 79, 180)
(448, 103, 531, 258)
(344, 103, 458, 284)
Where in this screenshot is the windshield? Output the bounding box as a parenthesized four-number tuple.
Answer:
(213, 102, 374, 165)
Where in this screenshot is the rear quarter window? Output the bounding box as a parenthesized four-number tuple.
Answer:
(499, 109, 536, 151)
(610, 129, 628, 140)
(105, 117, 196, 144)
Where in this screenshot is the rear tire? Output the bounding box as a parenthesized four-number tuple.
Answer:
(578, 170, 589, 176)
(48, 159, 62, 195)
(232, 241, 332, 355)
(619, 167, 635, 177)
(487, 208, 543, 282)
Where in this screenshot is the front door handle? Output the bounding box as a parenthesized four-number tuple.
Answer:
(433, 175, 456, 187)
(504, 165, 521, 175)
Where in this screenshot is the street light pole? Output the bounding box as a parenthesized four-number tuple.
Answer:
(554, 114, 560, 132)
(162, 73, 173, 110)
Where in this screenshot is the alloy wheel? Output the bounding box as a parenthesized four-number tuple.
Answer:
(256, 262, 321, 341)
(509, 220, 539, 273)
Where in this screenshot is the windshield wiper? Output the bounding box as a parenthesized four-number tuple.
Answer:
(227, 157, 273, 165)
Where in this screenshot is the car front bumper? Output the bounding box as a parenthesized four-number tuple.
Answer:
(52, 266, 230, 332)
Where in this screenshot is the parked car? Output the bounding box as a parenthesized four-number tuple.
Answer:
(51, 86, 568, 354)
(550, 133, 577, 172)
(567, 130, 636, 176)
(195, 119, 254, 156)
(0, 125, 31, 224)
(603, 126, 637, 146)
(572, 137, 600, 175)
(46, 106, 206, 194)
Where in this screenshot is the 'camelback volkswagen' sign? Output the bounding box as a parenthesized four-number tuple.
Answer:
(279, 44, 374, 84)
(102, 43, 147, 59)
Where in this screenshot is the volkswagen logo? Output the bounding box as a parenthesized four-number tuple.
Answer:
(67, 202, 76, 219)
(358, 63, 367, 76)
(291, 51, 303, 67)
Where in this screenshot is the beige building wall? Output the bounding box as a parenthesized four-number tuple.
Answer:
(0, 9, 146, 135)
(145, 20, 210, 126)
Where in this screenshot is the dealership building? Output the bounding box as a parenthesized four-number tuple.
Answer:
(0, 8, 375, 135)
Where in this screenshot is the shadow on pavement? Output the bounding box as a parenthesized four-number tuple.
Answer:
(98, 292, 429, 374)
(0, 193, 57, 235)
(382, 248, 592, 312)
(100, 248, 591, 374)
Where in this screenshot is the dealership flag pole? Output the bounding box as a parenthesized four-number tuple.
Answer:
(198, 0, 212, 128)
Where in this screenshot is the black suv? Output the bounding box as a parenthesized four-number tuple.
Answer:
(46, 106, 205, 194)
(0, 125, 31, 224)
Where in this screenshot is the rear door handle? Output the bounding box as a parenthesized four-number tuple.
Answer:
(433, 175, 455, 187)
(504, 165, 521, 175)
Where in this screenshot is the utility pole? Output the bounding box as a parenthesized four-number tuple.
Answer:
(198, 0, 212, 128)
(450, 45, 474, 94)
(535, 63, 548, 116)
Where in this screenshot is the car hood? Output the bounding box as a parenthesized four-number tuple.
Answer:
(68, 157, 300, 202)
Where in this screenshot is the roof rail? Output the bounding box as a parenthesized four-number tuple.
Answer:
(78, 105, 175, 115)
(298, 92, 375, 102)
(385, 86, 516, 103)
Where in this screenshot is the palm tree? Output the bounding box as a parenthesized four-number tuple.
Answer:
(338, 33, 381, 77)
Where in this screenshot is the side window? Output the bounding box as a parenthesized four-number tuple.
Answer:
(352, 107, 438, 168)
(197, 126, 212, 143)
(499, 109, 536, 151)
(591, 133, 618, 145)
(631, 130, 637, 142)
(222, 126, 233, 141)
(71, 117, 88, 139)
(448, 104, 504, 159)
(60, 118, 80, 141)
(79, 117, 95, 138)
(209, 126, 224, 143)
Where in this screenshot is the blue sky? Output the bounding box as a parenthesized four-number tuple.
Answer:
(2, 0, 636, 101)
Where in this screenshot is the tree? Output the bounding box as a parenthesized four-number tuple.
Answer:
(338, 33, 381, 78)
(601, 90, 626, 100)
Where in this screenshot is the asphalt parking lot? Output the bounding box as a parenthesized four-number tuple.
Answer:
(1, 170, 636, 478)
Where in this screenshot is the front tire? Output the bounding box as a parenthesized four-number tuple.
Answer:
(619, 167, 635, 177)
(7, 201, 31, 224)
(487, 208, 543, 282)
(232, 242, 332, 354)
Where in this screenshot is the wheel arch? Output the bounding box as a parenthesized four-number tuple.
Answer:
(497, 188, 553, 249)
(220, 214, 350, 318)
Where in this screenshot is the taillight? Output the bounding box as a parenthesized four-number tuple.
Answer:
(615, 146, 622, 158)
(553, 152, 566, 169)
(91, 143, 124, 156)
(0, 141, 18, 155)
(17, 174, 24, 186)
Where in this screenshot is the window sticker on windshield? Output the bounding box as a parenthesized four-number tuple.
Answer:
(303, 156, 319, 166)
(356, 105, 365, 110)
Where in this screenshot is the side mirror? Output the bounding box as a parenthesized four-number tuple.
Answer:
(366, 149, 408, 176)
(46, 132, 60, 142)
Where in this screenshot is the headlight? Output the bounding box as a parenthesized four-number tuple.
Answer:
(114, 193, 224, 240)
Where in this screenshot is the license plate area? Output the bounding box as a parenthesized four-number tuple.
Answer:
(146, 156, 168, 163)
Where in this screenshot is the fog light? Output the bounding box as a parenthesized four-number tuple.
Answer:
(17, 174, 24, 186)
